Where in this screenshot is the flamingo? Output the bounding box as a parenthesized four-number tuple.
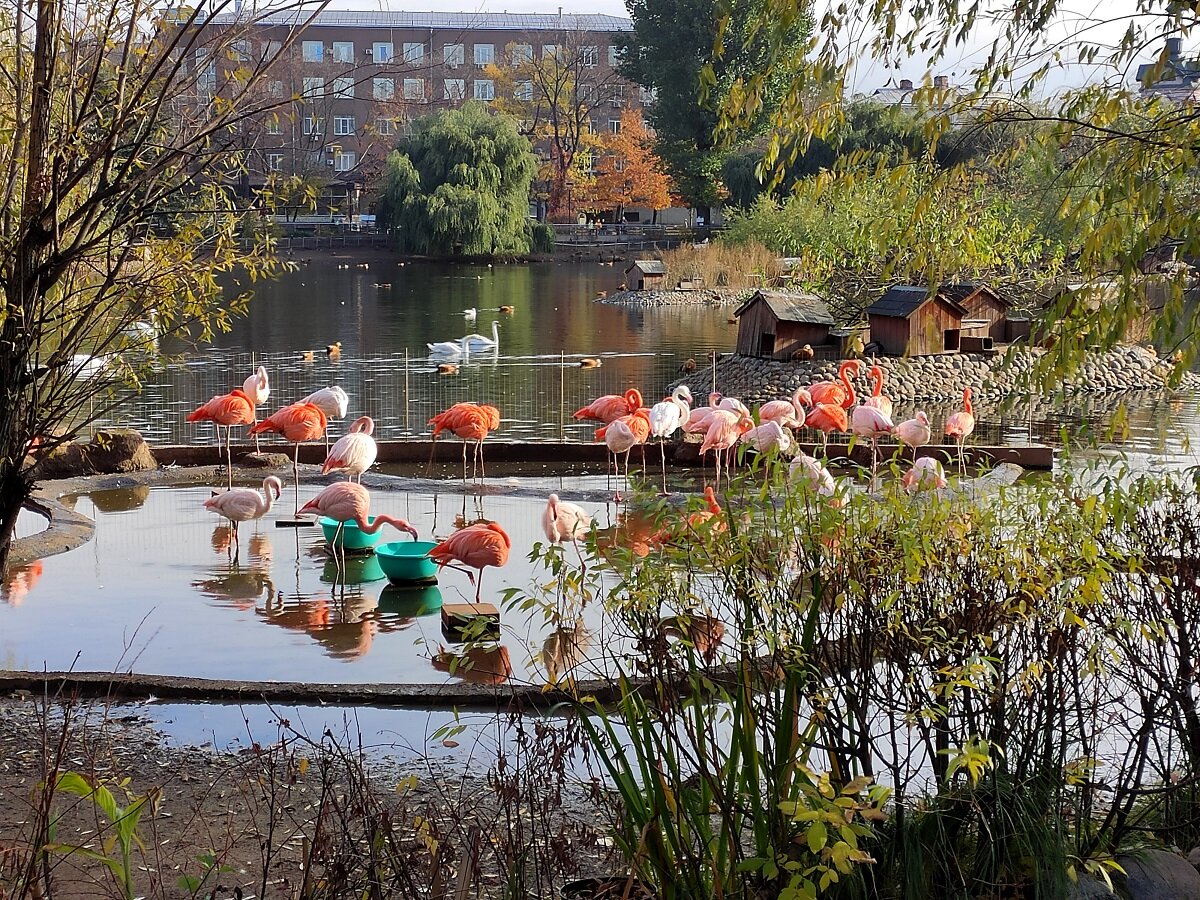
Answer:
(700, 409, 753, 486)
(429, 402, 500, 481)
(789, 451, 844, 508)
(574, 388, 643, 424)
(902, 457, 947, 493)
(648, 385, 693, 492)
(461, 320, 500, 351)
(686, 485, 726, 533)
(717, 395, 751, 417)
(809, 360, 861, 409)
(863, 365, 893, 419)
(322, 415, 378, 483)
(684, 392, 725, 433)
(242, 365, 271, 453)
(740, 420, 792, 457)
(186, 388, 256, 489)
(597, 408, 650, 497)
(429, 521, 512, 602)
(249, 401, 329, 517)
(298, 481, 418, 567)
(805, 403, 849, 455)
(203, 476, 283, 552)
(944, 387, 976, 473)
(850, 404, 895, 481)
(759, 387, 813, 430)
(895, 411, 932, 450)
(299, 386, 349, 447)
(543, 493, 592, 571)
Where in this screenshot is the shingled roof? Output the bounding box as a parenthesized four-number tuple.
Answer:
(734, 290, 835, 325)
(939, 282, 1007, 307)
(867, 285, 967, 318)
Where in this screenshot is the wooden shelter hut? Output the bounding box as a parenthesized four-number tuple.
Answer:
(940, 283, 1010, 344)
(865, 285, 967, 356)
(624, 260, 667, 291)
(734, 290, 836, 359)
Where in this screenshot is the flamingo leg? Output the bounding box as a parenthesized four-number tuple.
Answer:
(253, 417, 261, 454)
(292, 443, 301, 516)
(461, 441, 469, 484)
(225, 426, 234, 491)
(660, 441, 668, 494)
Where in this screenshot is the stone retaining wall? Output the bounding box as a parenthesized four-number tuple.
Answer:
(599, 288, 751, 307)
(668, 344, 1199, 405)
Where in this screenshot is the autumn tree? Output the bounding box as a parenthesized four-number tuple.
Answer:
(587, 110, 673, 223)
(0, 0, 326, 569)
(485, 28, 625, 220)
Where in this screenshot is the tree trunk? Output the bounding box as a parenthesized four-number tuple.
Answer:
(0, 467, 32, 574)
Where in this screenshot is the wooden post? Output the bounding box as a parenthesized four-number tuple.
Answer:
(404, 348, 410, 435)
(711, 349, 717, 399)
(559, 350, 566, 440)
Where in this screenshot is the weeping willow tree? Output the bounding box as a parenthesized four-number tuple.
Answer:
(711, 0, 1200, 382)
(0, 0, 331, 570)
(376, 103, 539, 257)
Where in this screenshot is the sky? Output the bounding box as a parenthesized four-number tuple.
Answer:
(269, 0, 1173, 93)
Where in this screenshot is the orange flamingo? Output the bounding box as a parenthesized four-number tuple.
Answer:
(429, 402, 500, 481)
(186, 388, 257, 489)
(944, 387, 976, 473)
(573, 388, 643, 424)
(699, 409, 752, 486)
(250, 401, 329, 516)
(805, 403, 849, 455)
(298, 481, 417, 566)
(429, 521, 512, 602)
(809, 360, 861, 409)
(863, 365, 892, 419)
(686, 485, 726, 533)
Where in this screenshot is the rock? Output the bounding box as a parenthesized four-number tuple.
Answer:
(1117, 848, 1200, 900)
(34, 429, 156, 479)
(239, 451, 292, 469)
(1066, 873, 1118, 899)
(1187, 846, 1200, 871)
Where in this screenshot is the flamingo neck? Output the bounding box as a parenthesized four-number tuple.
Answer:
(840, 367, 856, 406)
(358, 514, 410, 535)
(871, 370, 883, 398)
(260, 484, 277, 515)
(964, 390, 973, 415)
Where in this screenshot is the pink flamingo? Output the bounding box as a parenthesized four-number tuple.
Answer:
(809, 360, 861, 409)
(322, 415, 378, 483)
(684, 392, 724, 433)
(759, 387, 812, 430)
(863, 365, 893, 419)
(298, 482, 418, 566)
(429, 522, 512, 602)
(851, 403, 895, 481)
(789, 452, 843, 508)
(543, 493, 592, 570)
(574, 388, 643, 424)
(250, 401, 329, 516)
(944, 387, 976, 473)
(648, 386, 693, 492)
(599, 413, 645, 498)
(700, 410, 753, 486)
(740, 420, 792, 456)
(299, 386, 349, 447)
(186, 388, 256, 489)
(894, 411, 932, 451)
(902, 457, 947, 493)
(203, 476, 283, 552)
(242, 366, 271, 453)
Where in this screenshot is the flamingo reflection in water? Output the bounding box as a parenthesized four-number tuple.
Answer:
(2, 561, 43, 607)
(259, 591, 382, 661)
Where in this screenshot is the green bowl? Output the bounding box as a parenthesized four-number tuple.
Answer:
(379, 583, 444, 617)
(319, 516, 383, 551)
(320, 554, 387, 585)
(375, 540, 439, 583)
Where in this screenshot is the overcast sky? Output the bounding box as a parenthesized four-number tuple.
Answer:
(298, 0, 1175, 92)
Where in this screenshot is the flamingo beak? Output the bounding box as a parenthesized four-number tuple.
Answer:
(404, 522, 419, 540)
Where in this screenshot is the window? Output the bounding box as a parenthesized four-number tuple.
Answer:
(302, 77, 324, 100)
(266, 151, 283, 171)
(510, 43, 533, 65)
(373, 77, 395, 101)
(265, 116, 283, 135)
(473, 79, 495, 101)
(403, 78, 425, 101)
(581, 46, 597, 67)
(334, 150, 356, 172)
(268, 79, 285, 98)
(375, 117, 395, 135)
(332, 76, 354, 99)
(444, 43, 464, 67)
(515, 80, 533, 101)
(231, 39, 251, 62)
(609, 118, 621, 133)
(302, 115, 323, 134)
(302, 40, 323, 63)
(195, 49, 216, 92)
(332, 41, 354, 63)
(474, 43, 494, 66)
(444, 78, 465, 100)
(334, 115, 356, 135)
(374, 41, 394, 62)
(608, 45, 621, 66)
(402, 42, 423, 63)
(639, 86, 656, 104)
(542, 44, 558, 60)
(262, 40, 281, 61)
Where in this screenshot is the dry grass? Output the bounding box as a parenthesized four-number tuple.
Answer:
(654, 241, 782, 290)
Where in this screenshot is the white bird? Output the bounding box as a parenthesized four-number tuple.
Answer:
(242, 365, 271, 452)
(648, 385, 693, 493)
(203, 475, 283, 546)
(70, 353, 110, 379)
(902, 457, 947, 493)
(121, 321, 157, 350)
(740, 419, 793, 455)
(462, 307, 477, 320)
(428, 335, 471, 357)
(299, 386, 349, 447)
(543, 493, 592, 544)
(789, 452, 843, 508)
(321, 415, 377, 482)
(603, 418, 640, 499)
(460, 319, 500, 351)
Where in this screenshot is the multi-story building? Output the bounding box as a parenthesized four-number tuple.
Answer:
(186, 8, 640, 220)
(1137, 38, 1200, 103)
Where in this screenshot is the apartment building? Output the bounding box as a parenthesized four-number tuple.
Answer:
(189, 8, 642, 218)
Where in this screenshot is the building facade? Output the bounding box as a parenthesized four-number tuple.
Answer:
(187, 8, 643, 220)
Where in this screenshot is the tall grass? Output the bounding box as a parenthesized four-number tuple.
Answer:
(652, 240, 783, 291)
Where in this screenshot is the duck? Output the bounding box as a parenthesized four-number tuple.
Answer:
(437, 363, 459, 375)
(499, 305, 515, 314)
(679, 358, 697, 374)
(325, 341, 342, 358)
(596, 290, 607, 299)
(579, 358, 602, 369)
(791, 344, 815, 361)
(461, 319, 500, 351)
(301, 350, 315, 362)
(373, 282, 392, 288)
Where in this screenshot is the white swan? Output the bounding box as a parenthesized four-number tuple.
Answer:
(428, 335, 471, 357)
(463, 307, 477, 320)
(460, 319, 499, 351)
(70, 353, 111, 379)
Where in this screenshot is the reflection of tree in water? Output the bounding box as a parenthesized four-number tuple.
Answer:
(2, 561, 43, 607)
(539, 619, 591, 684)
(85, 485, 151, 514)
(433, 643, 513, 685)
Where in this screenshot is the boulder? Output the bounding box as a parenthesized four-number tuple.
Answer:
(1188, 846, 1200, 872)
(239, 451, 292, 469)
(34, 429, 156, 479)
(1117, 848, 1200, 900)
(1066, 872, 1118, 899)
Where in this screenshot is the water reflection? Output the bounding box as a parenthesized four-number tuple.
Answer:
(538, 619, 591, 684)
(85, 486, 151, 514)
(260, 590, 381, 661)
(379, 584, 443, 617)
(2, 562, 43, 607)
(432, 643, 514, 685)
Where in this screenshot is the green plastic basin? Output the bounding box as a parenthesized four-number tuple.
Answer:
(319, 516, 383, 551)
(375, 539, 439, 584)
(320, 554, 387, 585)
(379, 584, 444, 616)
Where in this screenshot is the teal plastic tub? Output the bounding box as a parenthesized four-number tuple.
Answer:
(319, 516, 383, 552)
(375, 539, 439, 584)
(379, 583, 444, 616)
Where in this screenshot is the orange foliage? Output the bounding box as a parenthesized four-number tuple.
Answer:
(585, 110, 673, 216)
